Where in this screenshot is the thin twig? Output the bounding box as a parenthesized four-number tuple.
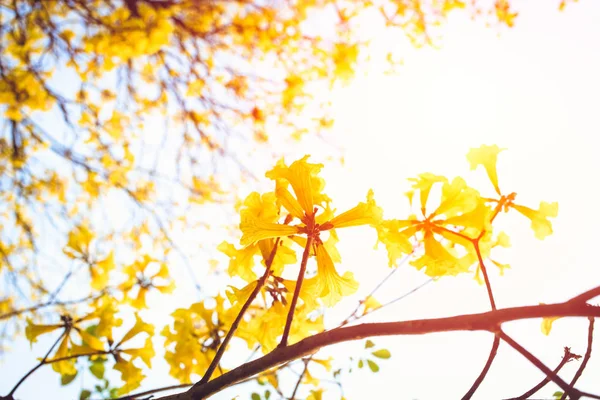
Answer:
(561, 317, 595, 400)
(289, 358, 310, 399)
(199, 238, 281, 384)
(509, 346, 579, 400)
(460, 238, 498, 399)
(1, 290, 107, 320)
(8, 330, 66, 397)
(462, 334, 500, 400)
(279, 236, 313, 348)
(498, 330, 587, 400)
(473, 240, 496, 311)
(109, 384, 192, 400)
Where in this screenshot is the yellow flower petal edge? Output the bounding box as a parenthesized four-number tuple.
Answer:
(240, 218, 299, 246)
(512, 201, 558, 240)
(466, 144, 506, 195)
(328, 189, 383, 229)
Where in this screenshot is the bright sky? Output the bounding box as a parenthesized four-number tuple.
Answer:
(321, 2, 600, 399)
(3, 1, 600, 399)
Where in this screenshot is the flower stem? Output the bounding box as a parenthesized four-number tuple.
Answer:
(279, 235, 313, 348)
(200, 238, 281, 384)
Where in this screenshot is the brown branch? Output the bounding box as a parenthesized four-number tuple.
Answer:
(509, 346, 579, 400)
(561, 317, 595, 400)
(279, 235, 313, 348)
(110, 384, 192, 400)
(461, 334, 500, 399)
(7, 331, 66, 397)
(156, 289, 600, 400)
(498, 330, 599, 400)
(289, 358, 310, 400)
(473, 240, 496, 310)
(0, 290, 108, 320)
(199, 239, 281, 384)
(461, 234, 498, 399)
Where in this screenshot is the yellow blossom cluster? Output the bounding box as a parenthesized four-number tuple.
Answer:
(18, 145, 560, 396)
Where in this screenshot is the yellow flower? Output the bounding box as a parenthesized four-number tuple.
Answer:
(240, 217, 300, 247)
(237, 156, 384, 305)
(467, 145, 506, 195)
(238, 302, 323, 353)
(51, 334, 77, 376)
(120, 255, 174, 309)
(121, 336, 155, 368)
(219, 237, 297, 281)
(218, 241, 259, 282)
(162, 298, 227, 383)
(328, 189, 382, 229)
(26, 312, 110, 379)
(118, 314, 154, 346)
(313, 244, 358, 306)
(63, 223, 94, 259)
(380, 175, 488, 276)
(114, 356, 146, 395)
(25, 319, 63, 344)
(541, 315, 560, 335)
(376, 219, 414, 266)
(407, 173, 447, 215)
(265, 156, 329, 216)
(92, 296, 122, 343)
(363, 295, 381, 314)
(411, 231, 475, 277)
(90, 251, 114, 290)
(512, 201, 558, 240)
(467, 145, 558, 240)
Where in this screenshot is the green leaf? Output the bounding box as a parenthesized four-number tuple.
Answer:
(89, 361, 105, 379)
(367, 359, 379, 373)
(265, 390, 271, 399)
(85, 324, 98, 335)
(80, 389, 91, 400)
(371, 349, 391, 359)
(358, 359, 364, 369)
(365, 339, 375, 349)
(251, 393, 261, 400)
(61, 372, 77, 385)
(553, 392, 564, 399)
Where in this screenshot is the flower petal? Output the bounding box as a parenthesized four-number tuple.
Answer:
(328, 189, 383, 229)
(466, 144, 505, 195)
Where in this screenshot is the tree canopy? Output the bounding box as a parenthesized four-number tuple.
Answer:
(0, 1, 596, 400)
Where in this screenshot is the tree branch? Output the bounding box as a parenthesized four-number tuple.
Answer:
(498, 330, 598, 400)
(156, 288, 600, 400)
(561, 317, 595, 400)
(460, 230, 499, 399)
(199, 239, 281, 384)
(279, 235, 313, 348)
(509, 346, 579, 400)
(461, 334, 500, 399)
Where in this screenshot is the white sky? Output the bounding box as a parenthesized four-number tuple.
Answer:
(3, 1, 600, 399)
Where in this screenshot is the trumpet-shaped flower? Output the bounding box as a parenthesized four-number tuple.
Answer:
(512, 201, 558, 240)
(237, 156, 383, 306)
(467, 144, 505, 195)
(162, 297, 229, 383)
(120, 255, 174, 309)
(467, 145, 558, 240)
